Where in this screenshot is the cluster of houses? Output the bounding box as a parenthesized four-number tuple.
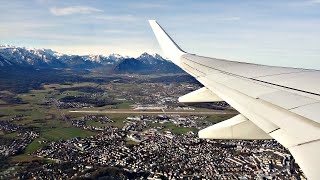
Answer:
(29, 122, 304, 179)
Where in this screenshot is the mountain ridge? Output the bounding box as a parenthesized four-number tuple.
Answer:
(0, 45, 183, 74)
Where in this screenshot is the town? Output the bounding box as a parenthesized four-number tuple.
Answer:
(0, 74, 305, 179)
(31, 117, 302, 179)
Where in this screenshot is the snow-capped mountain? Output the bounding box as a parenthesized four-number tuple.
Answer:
(107, 53, 129, 62)
(114, 52, 183, 74)
(82, 53, 128, 65)
(0, 45, 69, 68)
(0, 45, 183, 74)
(0, 45, 127, 68)
(136, 52, 167, 65)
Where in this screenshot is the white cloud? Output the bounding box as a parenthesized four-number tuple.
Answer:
(103, 29, 125, 34)
(36, 0, 55, 4)
(94, 15, 136, 21)
(130, 2, 166, 9)
(103, 29, 143, 35)
(50, 6, 103, 16)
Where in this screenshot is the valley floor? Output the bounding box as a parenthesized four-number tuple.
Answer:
(0, 70, 304, 179)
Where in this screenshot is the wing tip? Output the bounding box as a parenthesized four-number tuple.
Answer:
(148, 20, 186, 64)
(148, 20, 157, 26)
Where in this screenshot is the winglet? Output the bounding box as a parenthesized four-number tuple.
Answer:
(148, 20, 186, 65)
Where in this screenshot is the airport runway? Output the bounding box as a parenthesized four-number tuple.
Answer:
(69, 110, 237, 115)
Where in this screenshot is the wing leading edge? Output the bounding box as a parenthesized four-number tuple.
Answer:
(148, 20, 320, 179)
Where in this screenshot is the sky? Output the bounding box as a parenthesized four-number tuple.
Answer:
(1, 0, 320, 69)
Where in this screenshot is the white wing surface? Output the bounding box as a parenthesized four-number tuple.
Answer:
(149, 20, 320, 179)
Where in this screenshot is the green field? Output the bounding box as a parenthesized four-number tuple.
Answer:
(42, 128, 96, 141)
(171, 127, 198, 135)
(204, 114, 236, 124)
(24, 138, 47, 155)
(9, 155, 44, 163)
(116, 102, 133, 109)
(86, 120, 107, 127)
(2, 132, 19, 138)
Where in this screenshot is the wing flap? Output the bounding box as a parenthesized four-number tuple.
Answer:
(199, 114, 272, 139)
(282, 139, 320, 180)
(178, 87, 223, 103)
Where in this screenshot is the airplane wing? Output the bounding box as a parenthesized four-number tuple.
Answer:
(149, 20, 320, 179)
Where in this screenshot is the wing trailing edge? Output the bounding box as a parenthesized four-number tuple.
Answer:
(178, 87, 223, 103)
(199, 114, 273, 139)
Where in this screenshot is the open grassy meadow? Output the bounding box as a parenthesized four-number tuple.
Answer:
(42, 128, 96, 141)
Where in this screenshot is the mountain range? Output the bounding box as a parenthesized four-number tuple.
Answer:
(0, 45, 183, 74)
